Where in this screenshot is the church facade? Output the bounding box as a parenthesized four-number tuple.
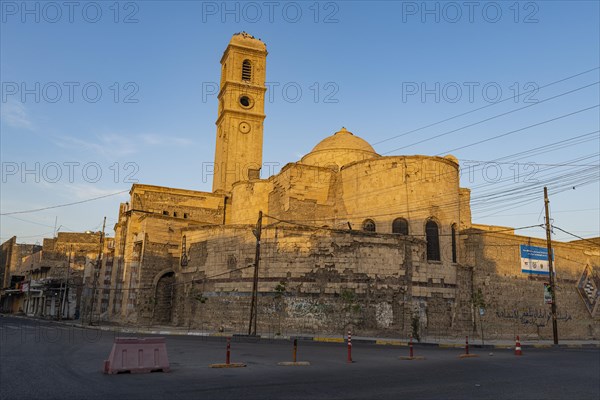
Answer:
(99, 33, 599, 340)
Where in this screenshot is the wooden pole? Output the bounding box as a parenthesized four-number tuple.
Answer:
(248, 211, 262, 336)
(543, 187, 559, 344)
(89, 217, 106, 325)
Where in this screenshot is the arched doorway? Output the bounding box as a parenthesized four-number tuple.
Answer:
(154, 271, 175, 324)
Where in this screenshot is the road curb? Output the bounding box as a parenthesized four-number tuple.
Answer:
(2, 314, 599, 348)
(313, 337, 344, 343)
(376, 340, 408, 346)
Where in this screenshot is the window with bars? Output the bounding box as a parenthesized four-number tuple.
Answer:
(242, 59, 252, 81)
(362, 219, 376, 232)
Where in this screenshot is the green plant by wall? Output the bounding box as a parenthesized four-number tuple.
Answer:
(411, 314, 421, 342)
(340, 289, 361, 313)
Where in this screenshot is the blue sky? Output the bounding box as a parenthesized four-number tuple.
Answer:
(1, 0, 599, 243)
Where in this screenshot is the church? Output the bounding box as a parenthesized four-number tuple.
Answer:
(100, 32, 599, 340)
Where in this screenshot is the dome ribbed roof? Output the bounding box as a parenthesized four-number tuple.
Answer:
(311, 127, 376, 153)
(301, 127, 379, 168)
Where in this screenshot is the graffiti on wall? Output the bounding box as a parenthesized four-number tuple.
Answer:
(495, 308, 572, 327)
(286, 297, 330, 320)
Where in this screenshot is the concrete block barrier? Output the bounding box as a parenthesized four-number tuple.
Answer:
(104, 337, 170, 374)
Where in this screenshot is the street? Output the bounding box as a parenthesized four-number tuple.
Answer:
(1, 316, 599, 400)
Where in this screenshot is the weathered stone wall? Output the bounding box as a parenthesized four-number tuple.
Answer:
(229, 180, 273, 224)
(40, 232, 102, 278)
(106, 184, 227, 322)
(158, 225, 467, 338)
(129, 184, 225, 224)
(115, 214, 189, 323)
(338, 155, 463, 234)
(97, 162, 598, 340)
(267, 163, 336, 223)
(462, 229, 600, 340)
(102, 186, 599, 340)
(1, 237, 17, 289)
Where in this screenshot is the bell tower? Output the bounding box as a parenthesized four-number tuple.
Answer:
(212, 32, 267, 193)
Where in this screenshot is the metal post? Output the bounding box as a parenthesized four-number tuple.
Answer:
(409, 335, 414, 358)
(347, 330, 352, 363)
(465, 335, 469, 355)
(543, 187, 559, 345)
(293, 339, 298, 363)
(226, 337, 231, 365)
(479, 309, 485, 346)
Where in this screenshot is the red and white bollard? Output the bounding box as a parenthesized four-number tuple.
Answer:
(459, 334, 478, 359)
(293, 338, 298, 363)
(399, 334, 424, 360)
(515, 336, 522, 356)
(226, 337, 231, 365)
(209, 336, 246, 368)
(347, 330, 353, 363)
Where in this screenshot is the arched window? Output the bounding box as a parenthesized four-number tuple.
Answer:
(392, 218, 409, 235)
(362, 219, 376, 232)
(451, 224, 457, 263)
(241, 59, 252, 81)
(426, 219, 440, 261)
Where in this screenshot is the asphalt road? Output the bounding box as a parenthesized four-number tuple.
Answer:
(1, 316, 598, 400)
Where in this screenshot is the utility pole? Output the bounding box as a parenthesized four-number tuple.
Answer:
(59, 245, 72, 321)
(26, 271, 31, 316)
(89, 217, 106, 325)
(26, 245, 34, 316)
(543, 187, 559, 345)
(248, 211, 262, 336)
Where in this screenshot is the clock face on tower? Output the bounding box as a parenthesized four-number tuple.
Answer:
(239, 121, 251, 134)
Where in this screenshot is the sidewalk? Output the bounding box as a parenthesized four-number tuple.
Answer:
(3, 314, 599, 349)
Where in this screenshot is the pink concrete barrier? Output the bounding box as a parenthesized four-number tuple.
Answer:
(104, 337, 170, 374)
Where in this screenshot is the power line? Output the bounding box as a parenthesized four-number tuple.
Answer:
(262, 154, 599, 226)
(4, 82, 597, 220)
(284, 67, 600, 177)
(552, 226, 600, 247)
(263, 213, 543, 237)
(371, 66, 600, 148)
(383, 82, 599, 154)
(476, 207, 600, 218)
(296, 135, 598, 216)
(296, 130, 599, 209)
(1, 215, 56, 228)
(435, 104, 600, 155)
(458, 159, 598, 168)
(0, 190, 130, 216)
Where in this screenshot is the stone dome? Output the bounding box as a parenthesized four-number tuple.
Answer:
(301, 127, 379, 169)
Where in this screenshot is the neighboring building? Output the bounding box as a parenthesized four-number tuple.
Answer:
(1, 238, 42, 313)
(0, 232, 104, 320)
(3, 33, 599, 339)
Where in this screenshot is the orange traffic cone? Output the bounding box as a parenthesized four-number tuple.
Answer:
(515, 336, 522, 356)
